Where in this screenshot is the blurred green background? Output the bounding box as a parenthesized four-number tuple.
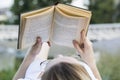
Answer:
(0, 0, 120, 80)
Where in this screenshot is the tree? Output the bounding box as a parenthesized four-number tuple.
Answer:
(112, 2, 120, 22)
(11, 0, 72, 24)
(89, 0, 118, 23)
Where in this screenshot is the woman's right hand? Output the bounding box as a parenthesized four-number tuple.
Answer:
(73, 31, 102, 80)
(73, 30, 95, 66)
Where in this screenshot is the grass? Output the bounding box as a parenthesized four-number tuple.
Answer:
(0, 53, 120, 80)
(0, 58, 23, 80)
(97, 53, 120, 80)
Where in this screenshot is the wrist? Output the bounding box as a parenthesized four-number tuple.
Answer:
(24, 54, 35, 63)
(87, 60, 96, 67)
(87, 61, 98, 72)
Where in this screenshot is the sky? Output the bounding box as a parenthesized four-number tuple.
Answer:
(0, 0, 14, 9)
(0, 0, 89, 9)
(71, 0, 89, 9)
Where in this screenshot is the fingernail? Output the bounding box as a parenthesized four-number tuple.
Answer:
(80, 43, 84, 48)
(37, 36, 40, 39)
(47, 41, 51, 46)
(36, 37, 41, 43)
(82, 29, 85, 33)
(73, 40, 76, 43)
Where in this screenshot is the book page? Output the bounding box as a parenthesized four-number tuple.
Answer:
(52, 8, 88, 47)
(57, 4, 91, 18)
(21, 7, 54, 49)
(20, 6, 52, 39)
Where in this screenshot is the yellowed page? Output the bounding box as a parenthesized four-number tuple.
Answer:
(20, 6, 52, 37)
(19, 6, 53, 49)
(20, 7, 54, 49)
(57, 4, 91, 18)
(52, 7, 88, 47)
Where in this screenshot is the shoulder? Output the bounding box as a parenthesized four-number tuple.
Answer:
(25, 59, 49, 80)
(79, 61, 97, 80)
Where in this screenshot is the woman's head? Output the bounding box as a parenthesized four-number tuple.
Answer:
(42, 56, 91, 80)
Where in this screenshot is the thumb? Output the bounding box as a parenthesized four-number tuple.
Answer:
(73, 40, 83, 54)
(33, 36, 42, 47)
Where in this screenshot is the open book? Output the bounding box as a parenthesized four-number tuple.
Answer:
(18, 3, 92, 49)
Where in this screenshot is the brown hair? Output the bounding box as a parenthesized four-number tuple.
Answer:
(42, 62, 91, 80)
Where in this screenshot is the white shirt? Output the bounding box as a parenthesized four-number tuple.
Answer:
(18, 58, 97, 80)
(18, 59, 48, 80)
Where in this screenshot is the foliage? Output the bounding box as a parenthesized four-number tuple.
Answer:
(0, 69, 15, 80)
(89, 0, 120, 23)
(11, 0, 72, 24)
(97, 53, 120, 80)
(0, 53, 120, 80)
(0, 58, 23, 80)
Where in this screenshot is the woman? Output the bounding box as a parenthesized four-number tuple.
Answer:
(13, 31, 102, 80)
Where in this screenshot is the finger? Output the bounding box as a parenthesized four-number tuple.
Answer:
(47, 41, 51, 47)
(33, 36, 42, 47)
(80, 43, 84, 48)
(36, 36, 42, 43)
(73, 40, 83, 54)
(80, 29, 85, 48)
(81, 29, 85, 42)
(57, 54, 63, 58)
(80, 30, 85, 48)
(84, 37, 92, 49)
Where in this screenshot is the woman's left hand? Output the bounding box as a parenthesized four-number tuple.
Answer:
(27, 36, 42, 57)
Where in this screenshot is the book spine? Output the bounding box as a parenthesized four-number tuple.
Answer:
(35, 42, 50, 60)
(17, 14, 21, 49)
